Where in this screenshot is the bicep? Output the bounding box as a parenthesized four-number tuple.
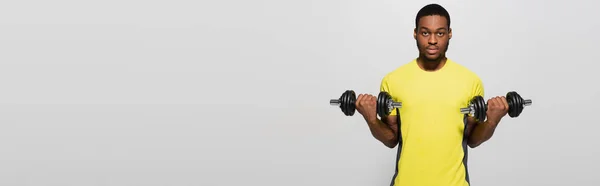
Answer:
(464, 115, 479, 137)
(465, 78, 484, 137)
(384, 115, 399, 136)
(380, 75, 400, 138)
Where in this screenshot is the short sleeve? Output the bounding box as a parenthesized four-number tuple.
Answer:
(473, 77, 485, 99)
(380, 76, 398, 116)
(380, 76, 389, 94)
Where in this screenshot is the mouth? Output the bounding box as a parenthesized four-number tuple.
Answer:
(426, 47, 438, 54)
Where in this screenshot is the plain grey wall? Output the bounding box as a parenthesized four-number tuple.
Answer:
(0, 0, 597, 185)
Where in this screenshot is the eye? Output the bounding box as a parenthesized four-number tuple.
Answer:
(422, 32, 429, 36)
(437, 32, 444, 36)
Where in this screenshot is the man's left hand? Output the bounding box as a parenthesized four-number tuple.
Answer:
(486, 96, 509, 124)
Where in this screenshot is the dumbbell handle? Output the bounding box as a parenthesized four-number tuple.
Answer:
(330, 99, 402, 108)
(330, 99, 341, 106)
(460, 99, 532, 114)
(389, 102, 402, 108)
(459, 107, 472, 114)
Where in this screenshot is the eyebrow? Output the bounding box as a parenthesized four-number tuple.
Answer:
(420, 27, 447, 31)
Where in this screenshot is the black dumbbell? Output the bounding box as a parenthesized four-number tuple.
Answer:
(460, 91, 532, 121)
(330, 90, 402, 118)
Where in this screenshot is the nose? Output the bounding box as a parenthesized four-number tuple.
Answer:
(428, 35, 437, 45)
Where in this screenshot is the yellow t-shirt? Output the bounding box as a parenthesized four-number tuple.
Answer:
(380, 58, 484, 186)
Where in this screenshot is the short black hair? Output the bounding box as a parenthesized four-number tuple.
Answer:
(415, 3, 450, 28)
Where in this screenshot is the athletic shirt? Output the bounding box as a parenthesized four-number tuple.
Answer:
(380, 58, 484, 186)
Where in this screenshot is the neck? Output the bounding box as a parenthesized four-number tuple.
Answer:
(417, 56, 447, 71)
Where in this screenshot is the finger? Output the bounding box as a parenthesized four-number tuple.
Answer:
(361, 94, 372, 106)
(487, 98, 494, 109)
(495, 97, 503, 110)
(369, 95, 377, 105)
(363, 94, 371, 106)
(356, 94, 364, 106)
(500, 96, 509, 110)
(493, 97, 502, 108)
(488, 97, 498, 109)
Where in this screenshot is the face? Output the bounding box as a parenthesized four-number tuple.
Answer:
(414, 15, 452, 62)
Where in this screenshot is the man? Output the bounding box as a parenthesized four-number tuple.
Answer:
(354, 3, 509, 186)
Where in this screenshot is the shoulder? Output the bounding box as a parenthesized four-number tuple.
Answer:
(382, 59, 417, 82)
(447, 59, 482, 83)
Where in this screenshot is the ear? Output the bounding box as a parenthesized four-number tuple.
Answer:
(448, 28, 452, 39)
(413, 28, 417, 39)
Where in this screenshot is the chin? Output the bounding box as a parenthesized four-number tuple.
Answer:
(424, 55, 441, 61)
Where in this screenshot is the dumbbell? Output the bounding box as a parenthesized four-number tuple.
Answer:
(330, 90, 402, 118)
(460, 91, 532, 122)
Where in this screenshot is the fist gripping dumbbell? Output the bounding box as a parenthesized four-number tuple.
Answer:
(460, 91, 532, 122)
(330, 90, 402, 118)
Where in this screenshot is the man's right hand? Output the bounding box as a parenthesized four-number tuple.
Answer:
(355, 94, 378, 123)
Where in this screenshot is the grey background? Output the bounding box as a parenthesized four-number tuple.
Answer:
(0, 0, 597, 185)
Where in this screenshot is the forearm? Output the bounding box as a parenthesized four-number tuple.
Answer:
(467, 119, 500, 148)
(365, 117, 397, 148)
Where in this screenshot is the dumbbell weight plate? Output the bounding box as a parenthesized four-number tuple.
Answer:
(377, 91, 392, 118)
(473, 96, 486, 122)
(506, 91, 523, 118)
(340, 90, 356, 116)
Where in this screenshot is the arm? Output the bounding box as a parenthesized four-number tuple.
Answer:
(366, 76, 400, 148)
(465, 96, 509, 148)
(365, 115, 399, 148)
(465, 116, 501, 148)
